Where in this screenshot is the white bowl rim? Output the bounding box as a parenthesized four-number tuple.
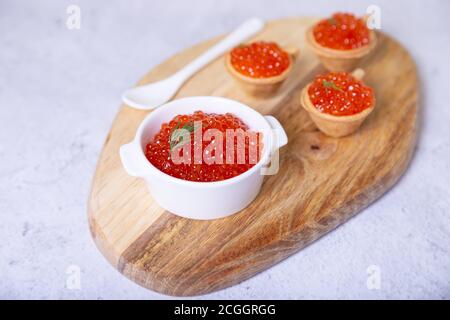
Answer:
(132, 96, 274, 188)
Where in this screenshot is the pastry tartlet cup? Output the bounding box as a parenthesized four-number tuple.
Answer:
(225, 47, 298, 97)
(300, 69, 375, 138)
(306, 25, 377, 72)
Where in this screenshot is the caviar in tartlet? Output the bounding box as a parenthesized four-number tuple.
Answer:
(313, 13, 370, 50)
(230, 41, 290, 78)
(145, 111, 262, 182)
(308, 72, 374, 116)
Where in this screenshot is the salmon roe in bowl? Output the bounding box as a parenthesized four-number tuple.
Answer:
(313, 13, 370, 50)
(145, 111, 263, 182)
(230, 41, 290, 78)
(308, 71, 375, 116)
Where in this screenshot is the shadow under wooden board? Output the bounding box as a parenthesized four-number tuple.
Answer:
(88, 17, 419, 296)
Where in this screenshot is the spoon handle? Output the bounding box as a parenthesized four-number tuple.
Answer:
(174, 18, 265, 82)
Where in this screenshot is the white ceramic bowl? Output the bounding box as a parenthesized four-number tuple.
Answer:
(120, 96, 288, 220)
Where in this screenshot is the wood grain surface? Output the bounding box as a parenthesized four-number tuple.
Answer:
(88, 17, 419, 296)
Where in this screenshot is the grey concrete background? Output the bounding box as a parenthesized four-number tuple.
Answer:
(0, 0, 449, 299)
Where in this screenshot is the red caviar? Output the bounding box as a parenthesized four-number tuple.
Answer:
(145, 111, 262, 182)
(308, 72, 375, 116)
(313, 13, 370, 50)
(230, 41, 290, 78)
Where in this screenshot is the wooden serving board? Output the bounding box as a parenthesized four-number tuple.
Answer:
(88, 17, 419, 296)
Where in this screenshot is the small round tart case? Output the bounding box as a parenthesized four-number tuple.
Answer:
(225, 45, 299, 97)
(306, 20, 377, 72)
(300, 69, 375, 138)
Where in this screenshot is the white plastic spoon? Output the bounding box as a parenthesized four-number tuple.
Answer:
(122, 18, 265, 110)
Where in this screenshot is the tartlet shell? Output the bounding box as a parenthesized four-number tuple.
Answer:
(306, 25, 377, 72)
(225, 47, 297, 97)
(300, 83, 375, 137)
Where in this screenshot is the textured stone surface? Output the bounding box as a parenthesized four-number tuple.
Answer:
(0, 0, 449, 299)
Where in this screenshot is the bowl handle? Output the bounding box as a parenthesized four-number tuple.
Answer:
(264, 115, 288, 149)
(119, 142, 149, 177)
